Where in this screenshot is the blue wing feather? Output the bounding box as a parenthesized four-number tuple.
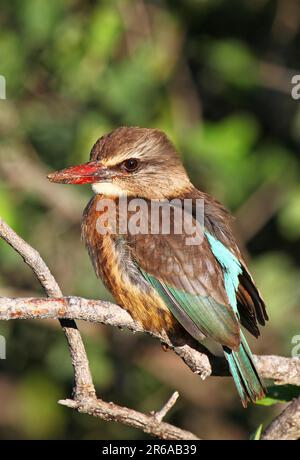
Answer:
(205, 232, 242, 313)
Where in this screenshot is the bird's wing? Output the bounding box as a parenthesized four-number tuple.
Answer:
(200, 191, 268, 337)
(127, 222, 242, 350)
(236, 267, 268, 336)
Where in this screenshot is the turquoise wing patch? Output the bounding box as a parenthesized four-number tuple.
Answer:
(141, 269, 240, 348)
(205, 232, 242, 313)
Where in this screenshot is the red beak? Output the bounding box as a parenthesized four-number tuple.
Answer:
(47, 161, 111, 185)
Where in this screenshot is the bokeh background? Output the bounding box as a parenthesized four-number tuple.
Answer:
(0, 0, 300, 440)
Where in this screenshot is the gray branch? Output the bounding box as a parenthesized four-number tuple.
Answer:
(0, 218, 198, 440)
(0, 295, 299, 386)
(59, 395, 198, 440)
(262, 397, 300, 440)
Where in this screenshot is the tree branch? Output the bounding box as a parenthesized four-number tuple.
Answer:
(0, 218, 198, 440)
(152, 391, 179, 423)
(0, 295, 299, 386)
(58, 393, 198, 440)
(262, 397, 300, 440)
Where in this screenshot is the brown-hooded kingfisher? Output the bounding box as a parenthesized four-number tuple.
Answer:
(48, 127, 268, 406)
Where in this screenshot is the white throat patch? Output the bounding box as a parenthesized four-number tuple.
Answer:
(92, 182, 127, 196)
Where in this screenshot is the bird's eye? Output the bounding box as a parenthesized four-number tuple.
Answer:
(122, 158, 139, 172)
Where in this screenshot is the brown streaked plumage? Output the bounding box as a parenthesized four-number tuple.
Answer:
(48, 126, 268, 406)
(81, 195, 177, 334)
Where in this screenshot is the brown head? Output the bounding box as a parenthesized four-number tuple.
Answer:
(47, 127, 192, 199)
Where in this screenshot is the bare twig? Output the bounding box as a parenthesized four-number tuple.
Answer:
(0, 296, 299, 387)
(262, 397, 300, 440)
(58, 396, 198, 440)
(153, 391, 180, 423)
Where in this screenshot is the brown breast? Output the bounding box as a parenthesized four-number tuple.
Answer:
(81, 195, 178, 335)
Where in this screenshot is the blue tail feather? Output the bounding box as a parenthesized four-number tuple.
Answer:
(223, 333, 265, 407)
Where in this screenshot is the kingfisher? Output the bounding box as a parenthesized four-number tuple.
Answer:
(48, 127, 268, 406)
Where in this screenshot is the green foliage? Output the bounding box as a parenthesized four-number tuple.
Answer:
(256, 385, 300, 406)
(206, 40, 258, 89)
(19, 373, 65, 438)
(250, 424, 263, 440)
(186, 114, 261, 205)
(278, 187, 300, 240)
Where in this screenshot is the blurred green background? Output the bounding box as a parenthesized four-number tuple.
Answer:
(0, 0, 300, 440)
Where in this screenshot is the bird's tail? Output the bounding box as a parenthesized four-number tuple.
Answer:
(223, 333, 265, 407)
